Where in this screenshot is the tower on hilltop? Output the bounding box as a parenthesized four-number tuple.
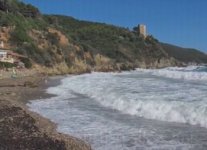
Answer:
(137, 24, 147, 38)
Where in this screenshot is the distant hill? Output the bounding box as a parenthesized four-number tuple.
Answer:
(0, 0, 206, 74)
(161, 43, 207, 64)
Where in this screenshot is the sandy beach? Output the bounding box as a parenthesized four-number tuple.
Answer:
(0, 74, 91, 150)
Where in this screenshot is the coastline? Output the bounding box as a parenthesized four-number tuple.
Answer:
(0, 74, 91, 150)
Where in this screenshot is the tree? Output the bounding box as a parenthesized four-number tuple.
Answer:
(0, 0, 19, 13)
(133, 26, 138, 33)
(0, 0, 8, 12)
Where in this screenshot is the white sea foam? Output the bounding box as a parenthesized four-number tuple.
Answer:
(29, 97, 197, 150)
(28, 66, 207, 149)
(136, 66, 207, 81)
(44, 67, 207, 128)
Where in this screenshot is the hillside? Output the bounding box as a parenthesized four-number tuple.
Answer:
(0, 0, 207, 74)
(161, 43, 207, 64)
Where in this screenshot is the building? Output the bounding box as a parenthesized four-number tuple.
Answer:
(0, 49, 27, 64)
(0, 41, 27, 65)
(138, 24, 147, 38)
(0, 49, 16, 63)
(0, 50, 7, 61)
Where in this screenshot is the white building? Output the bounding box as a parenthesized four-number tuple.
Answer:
(0, 49, 27, 65)
(0, 49, 15, 63)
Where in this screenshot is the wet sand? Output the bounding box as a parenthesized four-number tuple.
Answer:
(0, 74, 91, 150)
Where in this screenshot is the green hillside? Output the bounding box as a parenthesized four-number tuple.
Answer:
(161, 43, 207, 64)
(0, 0, 206, 74)
(45, 15, 169, 62)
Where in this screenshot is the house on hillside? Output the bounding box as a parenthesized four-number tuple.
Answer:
(0, 49, 27, 67)
(0, 41, 27, 67)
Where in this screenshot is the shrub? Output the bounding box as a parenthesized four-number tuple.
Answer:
(20, 58, 32, 68)
(0, 62, 15, 68)
(11, 25, 31, 44)
(47, 32, 59, 45)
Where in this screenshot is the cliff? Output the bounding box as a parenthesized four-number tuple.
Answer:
(0, 0, 206, 74)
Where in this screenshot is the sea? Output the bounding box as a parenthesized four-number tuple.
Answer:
(28, 65, 207, 150)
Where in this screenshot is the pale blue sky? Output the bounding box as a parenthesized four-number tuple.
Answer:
(23, 0, 207, 52)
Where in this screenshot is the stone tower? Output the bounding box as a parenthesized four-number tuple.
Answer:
(138, 24, 147, 38)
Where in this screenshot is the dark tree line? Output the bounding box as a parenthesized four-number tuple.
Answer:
(0, 0, 40, 17)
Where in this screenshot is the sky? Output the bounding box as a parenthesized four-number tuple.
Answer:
(22, 0, 207, 52)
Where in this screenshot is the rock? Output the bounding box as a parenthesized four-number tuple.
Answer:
(24, 81, 38, 88)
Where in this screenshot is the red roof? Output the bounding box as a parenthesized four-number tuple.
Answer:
(8, 52, 27, 58)
(0, 49, 27, 58)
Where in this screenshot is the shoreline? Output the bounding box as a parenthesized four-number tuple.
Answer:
(0, 74, 91, 150)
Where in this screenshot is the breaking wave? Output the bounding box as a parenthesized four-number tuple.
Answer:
(136, 65, 207, 81)
(45, 66, 207, 128)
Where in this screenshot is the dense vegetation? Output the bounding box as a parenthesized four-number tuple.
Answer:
(162, 43, 207, 63)
(0, 0, 206, 71)
(44, 15, 169, 63)
(0, 0, 39, 17)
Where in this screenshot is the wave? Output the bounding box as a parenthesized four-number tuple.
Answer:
(46, 68, 207, 128)
(136, 66, 207, 81)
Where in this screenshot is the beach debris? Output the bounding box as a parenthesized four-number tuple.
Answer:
(24, 81, 38, 88)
